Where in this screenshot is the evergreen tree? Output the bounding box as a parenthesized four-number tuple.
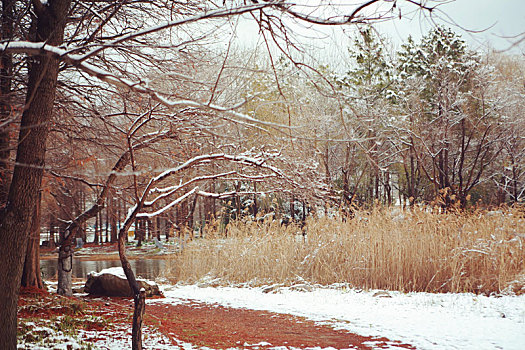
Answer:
(396, 27, 499, 209)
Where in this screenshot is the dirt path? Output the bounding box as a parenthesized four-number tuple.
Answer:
(143, 299, 415, 349)
(18, 287, 416, 349)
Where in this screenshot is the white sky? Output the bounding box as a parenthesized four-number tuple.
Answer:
(232, 0, 525, 66)
(377, 0, 525, 52)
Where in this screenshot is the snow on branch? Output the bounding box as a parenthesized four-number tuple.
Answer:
(0, 41, 290, 130)
(146, 171, 238, 206)
(136, 186, 199, 219)
(118, 149, 287, 223)
(57, 126, 176, 246)
(0, 1, 438, 132)
(146, 170, 278, 208)
(77, 2, 278, 61)
(151, 152, 284, 185)
(124, 149, 289, 221)
(196, 189, 275, 200)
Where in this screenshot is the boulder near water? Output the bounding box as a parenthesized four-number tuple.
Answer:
(84, 267, 161, 297)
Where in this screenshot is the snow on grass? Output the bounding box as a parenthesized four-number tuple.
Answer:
(77, 326, 185, 350)
(155, 285, 525, 350)
(18, 321, 193, 350)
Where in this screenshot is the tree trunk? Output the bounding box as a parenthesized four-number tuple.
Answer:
(80, 189, 87, 242)
(93, 214, 100, 244)
(48, 215, 57, 249)
(132, 289, 146, 350)
(512, 166, 518, 203)
(0, 0, 14, 208)
(0, 1, 71, 347)
(290, 195, 295, 222)
(105, 206, 109, 243)
(21, 192, 44, 289)
(57, 227, 74, 296)
(136, 218, 144, 247)
(98, 209, 104, 242)
(117, 206, 146, 350)
(154, 217, 159, 240)
(385, 170, 392, 206)
(110, 196, 118, 243)
(165, 217, 171, 241)
(188, 194, 198, 229)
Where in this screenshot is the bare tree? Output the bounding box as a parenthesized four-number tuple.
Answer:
(488, 53, 525, 204)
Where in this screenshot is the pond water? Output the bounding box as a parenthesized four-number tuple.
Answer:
(40, 258, 166, 280)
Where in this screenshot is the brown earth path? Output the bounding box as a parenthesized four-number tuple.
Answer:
(143, 299, 416, 349)
(18, 287, 416, 349)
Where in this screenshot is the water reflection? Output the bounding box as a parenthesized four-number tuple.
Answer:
(40, 258, 166, 280)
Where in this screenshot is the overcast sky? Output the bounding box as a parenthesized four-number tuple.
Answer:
(378, 0, 525, 52)
(233, 0, 525, 62)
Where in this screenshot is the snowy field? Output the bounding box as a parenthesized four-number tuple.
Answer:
(152, 285, 525, 350)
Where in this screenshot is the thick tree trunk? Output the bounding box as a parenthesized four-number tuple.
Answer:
(21, 192, 44, 289)
(290, 195, 295, 222)
(0, 1, 71, 347)
(98, 210, 103, 242)
(78, 188, 86, 242)
(0, 0, 14, 208)
(165, 217, 171, 241)
(385, 171, 392, 206)
(188, 194, 198, 228)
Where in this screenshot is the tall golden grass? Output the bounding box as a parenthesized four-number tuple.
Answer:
(164, 208, 525, 294)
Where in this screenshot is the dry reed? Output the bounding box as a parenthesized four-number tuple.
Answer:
(164, 207, 525, 294)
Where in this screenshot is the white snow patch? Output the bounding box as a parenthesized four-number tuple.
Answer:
(154, 285, 525, 350)
(77, 326, 181, 349)
(89, 266, 127, 278)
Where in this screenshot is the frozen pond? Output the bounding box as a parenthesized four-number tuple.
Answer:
(40, 258, 166, 280)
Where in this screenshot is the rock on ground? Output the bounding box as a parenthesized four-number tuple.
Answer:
(84, 267, 161, 297)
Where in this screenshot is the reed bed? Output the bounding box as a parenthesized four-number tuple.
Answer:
(164, 208, 525, 294)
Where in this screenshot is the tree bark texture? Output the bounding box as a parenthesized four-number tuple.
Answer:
(0, 1, 71, 348)
(93, 213, 100, 244)
(57, 229, 74, 296)
(132, 289, 146, 350)
(118, 207, 146, 350)
(0, 0, 14, 207)
(21, 191, 44, 289)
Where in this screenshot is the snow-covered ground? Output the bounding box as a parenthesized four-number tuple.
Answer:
(154, 284, 525, 350)
(26, 271, 525, 349)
